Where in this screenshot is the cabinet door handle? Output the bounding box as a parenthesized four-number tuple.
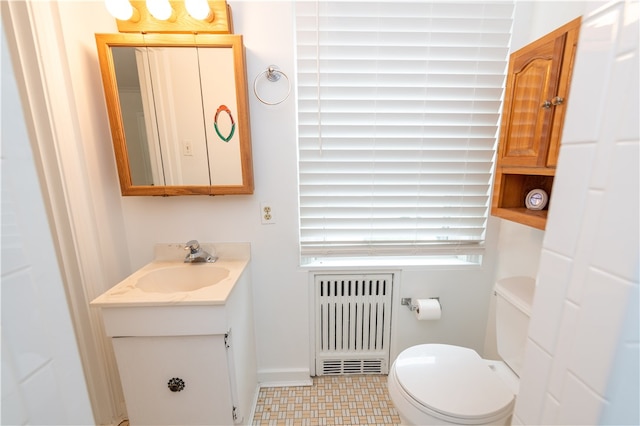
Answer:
(167, 377, 185, 392)
(541, 100, 552, 109)
(551, 96, 564, 106)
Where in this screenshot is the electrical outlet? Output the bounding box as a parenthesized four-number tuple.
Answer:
(260, 202, 275, 224)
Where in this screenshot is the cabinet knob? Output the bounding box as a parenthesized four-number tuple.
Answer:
(541, 100, 552, 109)
(167, 377, 185, 392)
(551, 96, 564, 106)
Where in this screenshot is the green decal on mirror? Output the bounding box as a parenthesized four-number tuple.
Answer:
(214, 104, 236, 142)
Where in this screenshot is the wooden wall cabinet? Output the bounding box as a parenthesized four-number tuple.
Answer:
(492, 17, 581, 230)
(96, 34, 254, 196)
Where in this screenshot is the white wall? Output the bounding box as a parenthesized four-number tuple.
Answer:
(514, 0, 639, 424)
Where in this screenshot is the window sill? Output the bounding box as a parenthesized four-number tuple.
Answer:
(300, 255, 483, 270)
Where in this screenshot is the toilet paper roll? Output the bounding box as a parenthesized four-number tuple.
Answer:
(412, 298, 442, 321)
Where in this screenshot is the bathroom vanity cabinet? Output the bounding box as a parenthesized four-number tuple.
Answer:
(91, 243, 257, 426)
(103, 293, 256, 425)
(112, 334, 236, 425)
(491, 17, 581, 230)
(103, 285, 255, 425)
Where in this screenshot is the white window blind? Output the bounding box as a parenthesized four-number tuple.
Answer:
(296, 1, 514, 257)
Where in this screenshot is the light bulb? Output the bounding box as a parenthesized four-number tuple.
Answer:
(185, 0, 213, 21)
(105, 0, 134, 20)
(146, 0, 173, 21)
(184, 0, 213, 22)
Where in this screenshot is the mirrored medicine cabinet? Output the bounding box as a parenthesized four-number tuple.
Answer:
(95, 33, 254, 196)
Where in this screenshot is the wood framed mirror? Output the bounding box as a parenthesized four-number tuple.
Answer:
(96, 33, 253, 196)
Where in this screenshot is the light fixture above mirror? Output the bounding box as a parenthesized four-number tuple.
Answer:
(104, 0, 231, 33)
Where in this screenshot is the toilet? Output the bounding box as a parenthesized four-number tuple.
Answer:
(388, 276, 536, 425)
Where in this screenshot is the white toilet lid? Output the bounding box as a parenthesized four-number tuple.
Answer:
(395, 344, 515, 421)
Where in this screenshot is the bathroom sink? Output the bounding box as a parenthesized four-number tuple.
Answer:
(135, 264, 230, 293)
(90, 242, 251, 336)
(90, 242, 250, 313)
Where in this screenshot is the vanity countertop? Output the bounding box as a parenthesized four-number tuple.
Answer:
(90, 243, 250, 308)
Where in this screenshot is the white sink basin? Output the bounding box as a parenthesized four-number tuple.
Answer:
(90, 243, 252, 339)
(90, 243, 250, 309)
(135, 264, 230, 293)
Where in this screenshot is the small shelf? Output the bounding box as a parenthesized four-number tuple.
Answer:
(491, 171, 554, 230)
(491, 207, 548, 230)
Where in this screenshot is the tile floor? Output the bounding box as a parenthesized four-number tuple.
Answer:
(252, 375, 401, 425)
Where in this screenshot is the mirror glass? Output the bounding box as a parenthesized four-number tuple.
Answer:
(96, 34, 253, 196)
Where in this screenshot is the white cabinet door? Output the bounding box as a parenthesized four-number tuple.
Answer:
(112, 335, 234, 425)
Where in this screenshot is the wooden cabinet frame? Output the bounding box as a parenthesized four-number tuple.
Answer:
(492, 17, 581, 230)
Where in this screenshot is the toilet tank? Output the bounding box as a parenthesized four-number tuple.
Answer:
(495, 276, 536, 377)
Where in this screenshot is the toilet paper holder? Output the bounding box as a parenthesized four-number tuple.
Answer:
(401, 297, 440, 311)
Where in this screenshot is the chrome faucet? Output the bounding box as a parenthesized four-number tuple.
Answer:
(184, 240, 217, 263)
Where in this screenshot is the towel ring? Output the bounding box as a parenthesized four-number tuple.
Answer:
(253, 65, 291, 106)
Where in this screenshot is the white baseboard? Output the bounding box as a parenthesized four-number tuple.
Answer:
(257, 368, 313, 388)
